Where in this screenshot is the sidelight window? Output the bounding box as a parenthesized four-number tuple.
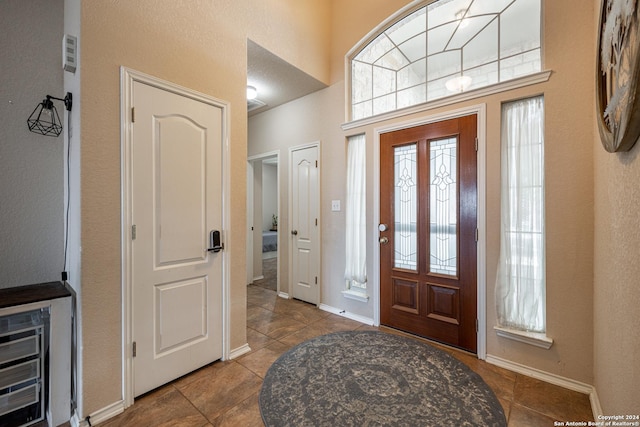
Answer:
(345, 134, 367, 293)
(495, 96, 545, 333)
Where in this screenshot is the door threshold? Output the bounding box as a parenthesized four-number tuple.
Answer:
(377, 325, 478, 357)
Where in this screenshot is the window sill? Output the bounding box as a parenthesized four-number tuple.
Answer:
(494, 326, 553, 349)
(342, 290, 369, 303)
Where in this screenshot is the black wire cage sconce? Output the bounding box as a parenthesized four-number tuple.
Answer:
(27, 92, 73, 137)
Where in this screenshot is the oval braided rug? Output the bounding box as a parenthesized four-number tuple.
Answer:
(259, 331, 506, 427)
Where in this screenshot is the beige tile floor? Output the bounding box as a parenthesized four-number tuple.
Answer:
(99, 285, 594, 426)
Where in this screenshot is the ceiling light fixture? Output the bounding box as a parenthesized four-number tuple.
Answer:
(247, 85, 258, 100)
(27, 92, 73, 137)
(445, 76, 472, 93)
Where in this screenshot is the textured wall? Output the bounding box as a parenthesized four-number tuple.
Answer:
(593, 138, 640, 413)
(593, 0, 640, 415)
(0, 0, 64, 287)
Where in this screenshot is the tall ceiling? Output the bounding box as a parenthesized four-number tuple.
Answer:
(247, 40, 327, 117)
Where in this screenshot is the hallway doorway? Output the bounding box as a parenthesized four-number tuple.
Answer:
(247, 153, 280, 294)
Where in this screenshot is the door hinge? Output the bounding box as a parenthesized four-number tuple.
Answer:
(315, 276, 318, 285)
(475, 228, 478, 242)
(131, 225, 137, 240)
(475, 137, 478, 151)
(315, 218, 318, 226)
(476, 319, 479, 333)
(132, 341, 137, 357)
(315, 160, 318, 168)
(131, 107, 135, 123)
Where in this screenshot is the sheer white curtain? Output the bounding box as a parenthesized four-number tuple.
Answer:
(496, 96, 546, 332)
(345, 134, 367, 286)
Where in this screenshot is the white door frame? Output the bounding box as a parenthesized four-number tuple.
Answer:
(120, 67, 231, 407)
(247, 150, 281, 292)
(372, 104, 487, 359)
(288, 141, 321, 304)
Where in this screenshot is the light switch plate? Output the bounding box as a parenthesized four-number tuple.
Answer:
(331, 200, 341, 211)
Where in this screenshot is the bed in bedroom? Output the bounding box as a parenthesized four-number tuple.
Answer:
(262, 231, 278, 253)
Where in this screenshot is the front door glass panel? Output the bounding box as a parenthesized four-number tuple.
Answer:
(429, 137, 458, 276)
(394, 143, 418, 271)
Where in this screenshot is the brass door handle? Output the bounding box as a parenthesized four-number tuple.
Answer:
(379, 236, 389, 245)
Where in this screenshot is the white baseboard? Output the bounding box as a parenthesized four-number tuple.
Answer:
(252, 275, 264, 282)
(318, 303, 375, 326)
(229, 343, 252, 359)
(485, 354, 600, 420)
(278, 291, 289, 299)
(589, 387, 603, 419)
(70, 400, 125, 427)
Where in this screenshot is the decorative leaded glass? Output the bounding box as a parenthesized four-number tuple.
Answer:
(394, 144, 418, 270)
(351, 0, 541, 120)
(429, 137, 457, 276)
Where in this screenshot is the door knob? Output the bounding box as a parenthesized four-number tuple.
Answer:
(379, 236, 389, 245)
(291, 230, 298, 236)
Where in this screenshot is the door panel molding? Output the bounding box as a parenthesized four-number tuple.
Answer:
(120, 67, 231, 407)
(373, 104, 487, 359)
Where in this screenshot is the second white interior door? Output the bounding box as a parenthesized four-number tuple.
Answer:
(290, 145, 320, 304)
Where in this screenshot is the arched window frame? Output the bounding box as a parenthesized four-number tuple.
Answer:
(344, 0, 550, 126)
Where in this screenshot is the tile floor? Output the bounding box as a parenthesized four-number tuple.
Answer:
(99, 285, 594, 426)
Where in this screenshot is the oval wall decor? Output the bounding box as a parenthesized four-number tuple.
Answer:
(596, 0, 640, 152)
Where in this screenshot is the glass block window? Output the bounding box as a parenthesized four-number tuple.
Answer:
(350, 0, 542, 121)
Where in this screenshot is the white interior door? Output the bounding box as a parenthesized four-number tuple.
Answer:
(290, 145, 319, 304)
(132, 81, 223, 397)
(246, 161, 254, 285)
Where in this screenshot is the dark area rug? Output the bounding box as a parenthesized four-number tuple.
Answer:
(259, 331, 506, 427)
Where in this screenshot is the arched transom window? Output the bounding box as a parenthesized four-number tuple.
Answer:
(350, 0, 541, 121)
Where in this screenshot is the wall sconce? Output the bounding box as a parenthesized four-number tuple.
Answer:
(27, 92, 73, 137)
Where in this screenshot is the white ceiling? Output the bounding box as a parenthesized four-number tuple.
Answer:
(247, 40, 327, 117)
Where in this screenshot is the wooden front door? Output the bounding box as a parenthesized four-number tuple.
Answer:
(380, 115, 478, 353)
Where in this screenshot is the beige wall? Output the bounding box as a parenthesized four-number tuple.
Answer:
(592, 0, 640, 414)
(77, 0, 331, 416)
(250, 0, 596, 385)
